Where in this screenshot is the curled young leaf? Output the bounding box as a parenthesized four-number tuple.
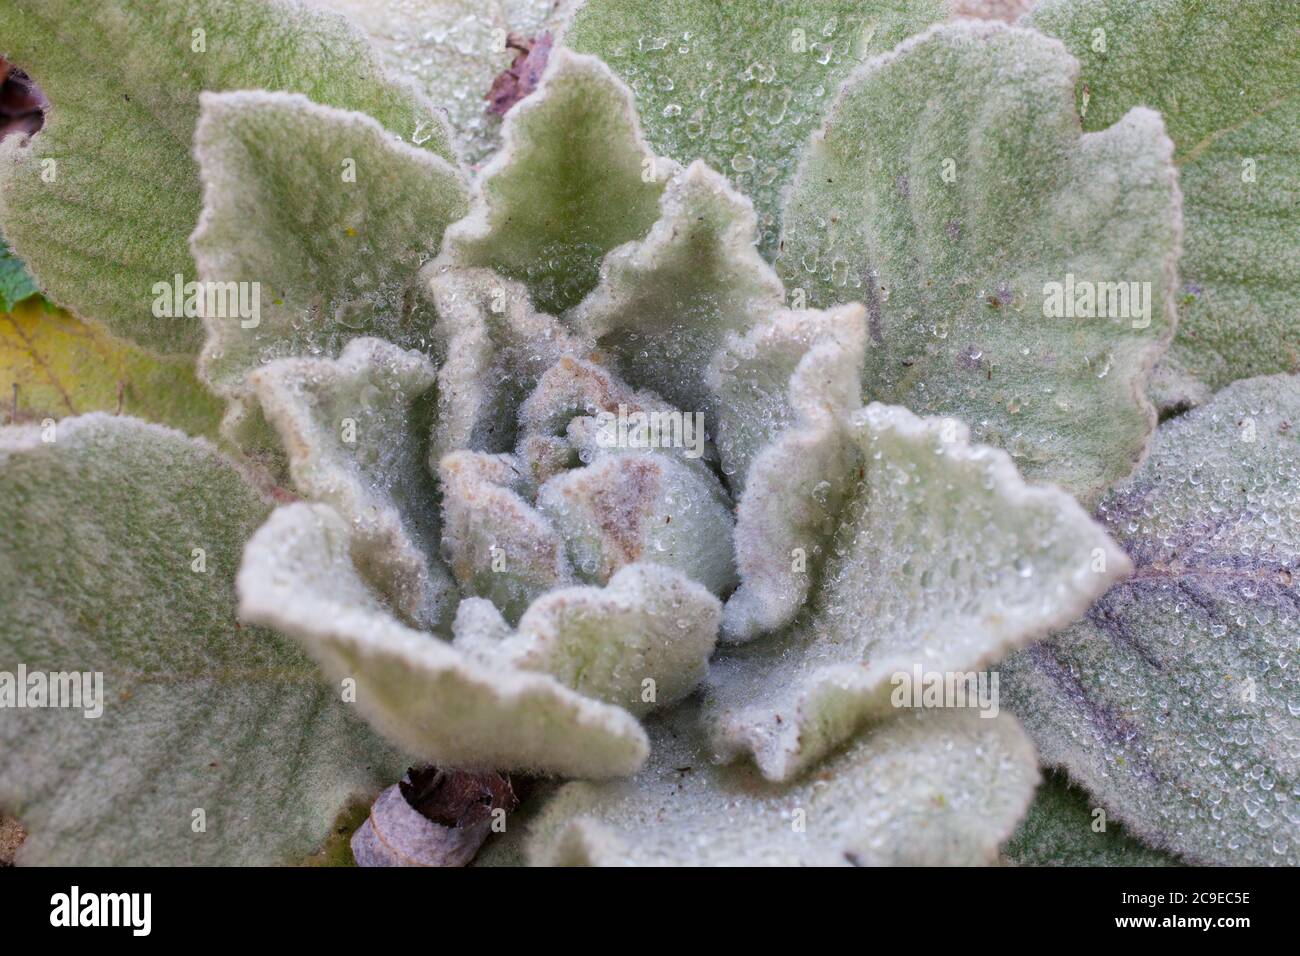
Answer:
(514, 355, 719, 486)
(249, 337, 454, 630)
(524, 700, 1039, 866)
(237, 502, 649, 779)
(439, 450, 575, 623)
(194, 90, 468, 400)
(452, 597, 516, 658)
(707, 402, 1130, 782)
(457, 563, 721, 717)
(514, 355, 646, 486)
(569, 160, 786, 416)
(712, 303, 868, 640)
(1003, 373, 1300, 866)
(707, 302, 867, 496)
(426, 268, 588, 461)
(438, 48, 676, 317)
(536, 451, 737, 595)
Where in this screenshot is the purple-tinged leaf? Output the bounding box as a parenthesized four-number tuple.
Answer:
(1004, 374, 1300, 865)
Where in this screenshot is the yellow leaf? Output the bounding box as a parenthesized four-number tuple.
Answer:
(0, 299, 222, 436)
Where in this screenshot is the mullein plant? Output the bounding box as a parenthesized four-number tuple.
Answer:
(0, 0, 1295, 867)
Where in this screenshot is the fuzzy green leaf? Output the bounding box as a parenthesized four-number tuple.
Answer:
(0, 414, 404, 865)
(249, 337, 454, 631)
(707, 303, 867, 499)
(525, 700, 1039, 866)
(238, 502, 649, 778)
(437, 48, 675, 317)
(194, 90, 468, 400)
(425, 267, 586, 461)
(454, 563, 720, 717)
(0, 0, 455, 355)
(714, 303, 867, 640)
(507, 355, 738, 593)
(1028, 0, 1300, 406)
(438, 450, 575, 624)
(570, 161, 785, 417)
(707, 402, 1130, 782)
(565, 0, 949, 259)
(1003, 373, 1300, 866)
(778, 21, 1180, 504)
(537, 450, 738, 595)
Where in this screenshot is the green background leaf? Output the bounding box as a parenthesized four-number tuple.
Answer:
(0, 414, 405, 865)
(778, 21, 1180, 503)
(0, 0, 455, 356)
(1, 298, 223, 436)
(566, 0, 947, 260)
(1001, 771, 1181, 867)
(1004, 373, 1300, 866)
(0, 233, 39, 312)
(1028, 0, 1300, 405)
(302, 0, 565, 165)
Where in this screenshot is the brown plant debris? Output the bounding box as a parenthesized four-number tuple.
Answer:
(0, 58, 46, 141)
(486, 32, 553, 116)
(399, 765, 518, 829)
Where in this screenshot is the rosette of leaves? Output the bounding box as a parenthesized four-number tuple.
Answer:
(0, 0, 1293, 868)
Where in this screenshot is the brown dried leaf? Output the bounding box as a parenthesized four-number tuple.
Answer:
(486, 31, 553, 116)
(352, 768, 520, 867)
(0, 56, 46, 141)
(399, 765, 518, 829)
